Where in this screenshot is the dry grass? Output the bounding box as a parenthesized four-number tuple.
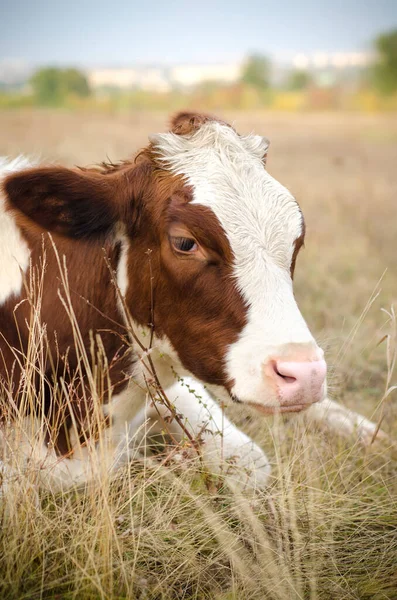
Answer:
(0, 109, 396, 599)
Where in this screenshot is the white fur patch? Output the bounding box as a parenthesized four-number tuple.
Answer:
(151, 122, 318, 404)
(116, 229, 129, 300)
(0, 156, 32, 306)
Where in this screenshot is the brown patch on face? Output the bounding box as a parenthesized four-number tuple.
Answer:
(290, 214, 306, 278)
(122, 165, 248, 387)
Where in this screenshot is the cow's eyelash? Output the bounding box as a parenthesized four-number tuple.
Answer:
(171, 237, 198, 253)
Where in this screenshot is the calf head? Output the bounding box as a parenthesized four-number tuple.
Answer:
(3, 112, 326, 414)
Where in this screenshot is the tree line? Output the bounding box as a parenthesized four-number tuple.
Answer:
(26, 29, 397, 106)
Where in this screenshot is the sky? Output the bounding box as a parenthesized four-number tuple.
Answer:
(1, 0, 397, 66)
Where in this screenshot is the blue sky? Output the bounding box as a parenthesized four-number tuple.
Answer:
(1, 0, 396, 65)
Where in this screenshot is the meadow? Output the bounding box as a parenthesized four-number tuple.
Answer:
(0, 109, 396, 599)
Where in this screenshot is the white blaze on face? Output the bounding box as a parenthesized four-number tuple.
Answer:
(0, 156, 32, 306)
(151, 123, 318, 404)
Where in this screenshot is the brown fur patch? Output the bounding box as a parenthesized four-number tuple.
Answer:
(170, 111, 233, 136)
(291, 217, 306, 278)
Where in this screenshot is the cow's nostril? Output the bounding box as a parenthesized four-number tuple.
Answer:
(274, 363, 297, 384)
(280, 374, 296, 384)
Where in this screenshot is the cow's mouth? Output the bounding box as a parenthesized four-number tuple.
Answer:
(247, 402, 309, 415)
(230, 391, 319, 415)
(230, 393, 314, 415)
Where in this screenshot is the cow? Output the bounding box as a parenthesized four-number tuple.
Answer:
(0, 112, 381, 492)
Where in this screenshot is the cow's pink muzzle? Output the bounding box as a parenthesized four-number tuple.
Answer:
(252, 357, 327, 415)
(273, 358, 327, 406)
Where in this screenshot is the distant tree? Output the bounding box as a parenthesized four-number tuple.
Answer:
(31, 67, 90, 105)
(31, 68, 63, 104)
(62, 68, 91, 98)
(372, 29, 397, 94)
(241, 54, 270, 89)
(287, 69, 312, 91)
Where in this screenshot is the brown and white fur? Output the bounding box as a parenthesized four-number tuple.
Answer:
(0, 113, 381, 491)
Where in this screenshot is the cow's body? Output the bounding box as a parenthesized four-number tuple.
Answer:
(0, 114, 382, 491)
(0, 164, 130, 452)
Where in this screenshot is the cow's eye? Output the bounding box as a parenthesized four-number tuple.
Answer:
(171, 237, 198, 253)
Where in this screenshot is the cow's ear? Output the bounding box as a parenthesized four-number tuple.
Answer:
(170, 111, 233, 135)
(3, 166, 125, 239)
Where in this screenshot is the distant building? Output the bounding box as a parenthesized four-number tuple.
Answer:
(273, 51, 375, 88)
(87, 67, 171, 92)
(170, 63, 242, 87)
(87, 62, 243, 92)
(292, 51, 373, 70)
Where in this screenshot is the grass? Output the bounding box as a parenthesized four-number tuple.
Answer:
(0, 109, 396, 599)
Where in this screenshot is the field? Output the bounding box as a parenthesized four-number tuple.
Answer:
(0, 109, 397, 599)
